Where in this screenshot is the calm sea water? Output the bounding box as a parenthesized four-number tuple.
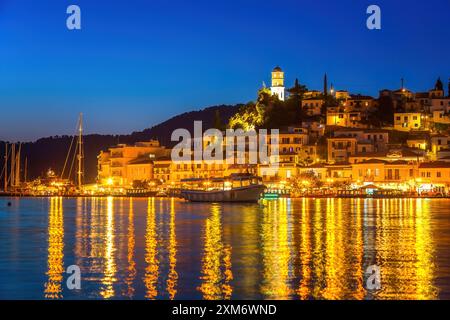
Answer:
(0, 197, 449, 300)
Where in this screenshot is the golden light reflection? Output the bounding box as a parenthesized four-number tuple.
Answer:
(237, 204, 259, 297)
(352, 198, 365, 300)
(166, 197, 178, 299)
(321, 198, 346, 299)
(124, 198, 136, 298)
(44, 197, 64, 299)
(375, 199, 437, 299)
(100, 196, 117, 299)
(297, 197, 311, 299)
(260, 199, 292, 299)
(144, 197, 159, 299)
(198, 204, 233, 300)
(311, 198, 325, 298)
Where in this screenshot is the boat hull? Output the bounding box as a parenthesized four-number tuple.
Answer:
(180, 185, 265, 202)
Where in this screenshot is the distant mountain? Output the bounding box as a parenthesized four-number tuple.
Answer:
(0, 104, 241, 183)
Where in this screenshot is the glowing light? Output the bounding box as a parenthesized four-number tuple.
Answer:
(44, 197, 64, 299)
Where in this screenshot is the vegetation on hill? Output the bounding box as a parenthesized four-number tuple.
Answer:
(228, 81, 313, 130)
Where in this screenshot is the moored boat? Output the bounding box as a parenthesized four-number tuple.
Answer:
(180, 174, 265, 202)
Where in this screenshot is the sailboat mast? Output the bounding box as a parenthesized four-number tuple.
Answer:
(24, 157, 27, 183)
(77, 113, 83, 189)
(10, 143, 15, 188)
(15, 143, 21, 187)
(4, 143, 7, 192)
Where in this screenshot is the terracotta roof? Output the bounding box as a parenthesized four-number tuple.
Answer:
(419, 161, 450, 168)
(354, 159, 386, 164)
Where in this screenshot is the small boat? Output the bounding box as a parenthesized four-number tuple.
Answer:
(180, 174, 265, 202)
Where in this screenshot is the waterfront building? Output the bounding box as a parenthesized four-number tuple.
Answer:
(97, 140, 170, 186)
(325, 163, 353, 184)
(418, 161, 450, 193)
(351, 159, 416, 185)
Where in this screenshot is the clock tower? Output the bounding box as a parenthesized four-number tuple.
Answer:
(270, 66, 285, 101)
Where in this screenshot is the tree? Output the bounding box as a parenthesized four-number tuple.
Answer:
(374, 95, 395, 125)
(288, 78, 307, 98)
(213, 109, 223, 130)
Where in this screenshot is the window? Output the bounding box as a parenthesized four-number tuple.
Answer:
(387, 169, 392, 179)
(437, 172, 442, 178)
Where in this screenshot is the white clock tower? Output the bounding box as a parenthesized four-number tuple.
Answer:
(270, 66, 285, 101)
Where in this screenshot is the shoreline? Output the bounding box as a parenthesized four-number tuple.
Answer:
(1, 193, 450, 200)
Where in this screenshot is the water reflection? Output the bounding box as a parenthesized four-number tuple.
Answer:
(375, 199, 437, 299)
(198, 204, 233, 299)
(167, 198, 178, 299)
(100, 197, 117, 298)
(260, 199, 292, 299)
(143, 197, 158, 299)
(124, 198, 136, 298)
(35, 197, 449, 299)
(44, 197, 64, 299)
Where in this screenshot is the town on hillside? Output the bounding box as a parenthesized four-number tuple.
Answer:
(91, 67, 450, 198)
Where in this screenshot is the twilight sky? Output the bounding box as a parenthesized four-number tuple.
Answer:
(0, 0, 449, 141)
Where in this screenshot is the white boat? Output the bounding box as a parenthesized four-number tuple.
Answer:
(180, 174, 265, 202)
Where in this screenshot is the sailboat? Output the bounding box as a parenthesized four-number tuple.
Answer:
(1, 114, 85, 196)
(0, 142, 25, 196)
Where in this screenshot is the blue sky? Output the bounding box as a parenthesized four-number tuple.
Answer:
(0, 0, 449, 141)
